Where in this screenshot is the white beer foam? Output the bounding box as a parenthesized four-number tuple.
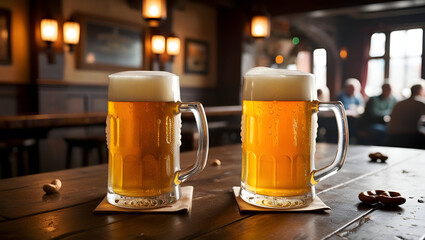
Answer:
(108, 71, 181, 102)
(243, 67, 317, 101)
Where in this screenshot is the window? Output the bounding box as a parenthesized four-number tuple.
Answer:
(313, 48, 327, 88)
(366, 28, 423, 98)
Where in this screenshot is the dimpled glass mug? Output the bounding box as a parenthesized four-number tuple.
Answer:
(240, 67, 349, 209)
(106, 71, 209, 209)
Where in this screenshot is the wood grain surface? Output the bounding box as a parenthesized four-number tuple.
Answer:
(0, 144, 423, 240)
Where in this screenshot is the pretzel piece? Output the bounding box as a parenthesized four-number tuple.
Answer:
(377, 191, 406, 206)
(358, 190, 385, 204)
(369, 152, 388, 162)
(358, 190, 406, 206)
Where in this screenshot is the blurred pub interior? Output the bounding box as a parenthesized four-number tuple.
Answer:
(0, 0, 424, 177)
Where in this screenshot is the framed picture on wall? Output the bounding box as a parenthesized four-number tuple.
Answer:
(0, 9, 11, 65)
(184, 39, 209, 75)
(76, 13, 144, 71)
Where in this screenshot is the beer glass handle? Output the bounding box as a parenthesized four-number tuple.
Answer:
(312, 101, 349, 184)
(177, 102, 209, 183)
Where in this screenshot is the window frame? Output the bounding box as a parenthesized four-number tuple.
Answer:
(366, 27, 424, 96)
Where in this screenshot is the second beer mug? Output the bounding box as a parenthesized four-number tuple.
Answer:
(106, 71, 209, 209)
(240, 67, 349, 209)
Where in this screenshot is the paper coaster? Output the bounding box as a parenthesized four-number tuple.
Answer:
(93, 186, 193, 214)
(233, 186, 331, 212)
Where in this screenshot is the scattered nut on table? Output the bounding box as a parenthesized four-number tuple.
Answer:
(369, 152, 388, 162)
(211, 159, 221, 166)
(43, 179, 62, 194)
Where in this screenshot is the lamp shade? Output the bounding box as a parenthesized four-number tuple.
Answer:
(251, 15, 270, 38)
(41, 18, 58, 42)
(143, 0, 167, 27)
(63, 21, 80, 45)
(152, 35, 165, 54)
(167, 37, 180, 55)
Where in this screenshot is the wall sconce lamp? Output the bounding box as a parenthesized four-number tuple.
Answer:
(251, 15, 270, 38)
(166, 36, 180, 60)
(143, 0, 167, 27)
(151, 35, 181, 56)
(152, 34, 166, 54)
(151, 34, 180, 70)
(63, 20, 80, 52)
(40, 18, 58, 63)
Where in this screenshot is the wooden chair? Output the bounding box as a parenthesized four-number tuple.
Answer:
(64, 136, 107, 168)
(0, 138, 38, 178)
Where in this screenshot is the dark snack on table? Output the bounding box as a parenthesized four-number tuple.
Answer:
(359, 190, 406, 206)
(369, 152, 388, 162)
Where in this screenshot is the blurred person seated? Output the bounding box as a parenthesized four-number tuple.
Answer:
(337, 78, 365, 143)
(387, 84, 425, 149)
(317, 86, 330, 102)
(337, 78, 365, 115)
(358, 83, 397, 145)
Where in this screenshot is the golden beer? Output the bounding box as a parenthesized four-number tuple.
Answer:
(240, 67, 348, 209)
(107, 101, 180, 197)
(241, 100, 319, 197)
(106, 71, 209, 209)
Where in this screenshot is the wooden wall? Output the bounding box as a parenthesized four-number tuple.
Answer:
(0, 0, 221, 118)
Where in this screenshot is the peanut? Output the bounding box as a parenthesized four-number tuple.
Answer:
(43, 179, 62, 194)
(211, 159, 221, 166)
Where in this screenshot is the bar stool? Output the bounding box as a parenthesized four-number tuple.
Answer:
(64, 136, 107, 168)
(0, 138, 38, 178)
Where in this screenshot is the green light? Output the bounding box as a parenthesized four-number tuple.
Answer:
(292, 37, 300, 45)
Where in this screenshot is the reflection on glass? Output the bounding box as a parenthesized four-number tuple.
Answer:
(313, 48, 327, 88)
(366, 59, 385, 96)
(406, 29, 423, 56)
(367, 28, 423, 98)
(369, 32, 385, 57)
(389, 28, 423, 97)
(406, 57, 422, 86)
(390, 28, 423, 57)
(390, 30, 406, 57)
(389, 58, 404, 95)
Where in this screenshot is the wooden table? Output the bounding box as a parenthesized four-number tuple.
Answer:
(0, 143, 424, 239)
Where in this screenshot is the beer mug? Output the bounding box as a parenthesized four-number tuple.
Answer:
(106, 71, 209, 209)
(240, 67, 348, 209)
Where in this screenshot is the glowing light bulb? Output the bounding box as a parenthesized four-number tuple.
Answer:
(149, 6, 160, 17)
(251, 16, 270, 38)
(41, 19, 58, 42)
(63, 21, 80, 45)
(292, 37, 300, 45)
(167, 37, 180, 55)
(152, 35, 165, 54)
(275, 55, 284, 64)
(340, 48, 348, 59)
